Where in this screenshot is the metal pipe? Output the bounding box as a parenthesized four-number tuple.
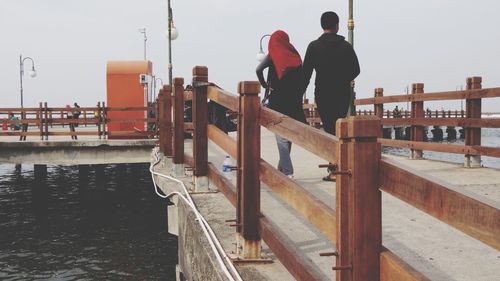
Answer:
(168, 0, 173, 86)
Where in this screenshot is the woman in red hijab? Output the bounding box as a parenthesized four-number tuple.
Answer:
(256, 30, 306, 178)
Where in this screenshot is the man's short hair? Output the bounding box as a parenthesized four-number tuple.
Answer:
(321, 11, 339, 30)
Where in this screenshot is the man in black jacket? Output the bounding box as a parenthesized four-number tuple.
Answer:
(303, 11, 360, 136)
(303, 11, 360, 181)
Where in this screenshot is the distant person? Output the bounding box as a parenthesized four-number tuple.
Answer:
(73, 103, 81, 127)
(9, 113, 21, 131)
(393, 106, 401, 118)
(302, 11, 360, 181)
(256, 30, 306, 179)
(66, 105, 77, 140)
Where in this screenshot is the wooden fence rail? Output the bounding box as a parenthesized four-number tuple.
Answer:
(353, 77, 500, 167)
(155, 66, 499, 281)
(0, 104, 157, 140)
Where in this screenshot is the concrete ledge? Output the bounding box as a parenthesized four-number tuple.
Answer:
(0, 140, 156, 165)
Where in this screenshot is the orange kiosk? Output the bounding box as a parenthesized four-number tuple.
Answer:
(106, 60, 152, 139)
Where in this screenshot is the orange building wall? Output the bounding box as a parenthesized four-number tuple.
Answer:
(106, 60, 152, 139)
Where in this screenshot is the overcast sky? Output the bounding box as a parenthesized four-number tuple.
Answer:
(1, 0, 499, 111)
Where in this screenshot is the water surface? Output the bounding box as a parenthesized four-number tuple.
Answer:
(0, 163, 177, 280)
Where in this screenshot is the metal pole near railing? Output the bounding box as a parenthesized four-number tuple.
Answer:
(236, 81, 261, 260)
(173, 77, 185, 176)
(162, 85, 173, 156)
(192, 66, 209, 191)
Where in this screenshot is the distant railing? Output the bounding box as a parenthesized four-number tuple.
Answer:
(155, 66, 500, 280)
(0, 103, 157, 140)
(353, 77, 500, 164)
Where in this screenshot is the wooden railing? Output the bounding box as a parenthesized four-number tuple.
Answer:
(0, 103, 157, 140)
(353, 77, 500, 165)
(154, 66, 500, 280)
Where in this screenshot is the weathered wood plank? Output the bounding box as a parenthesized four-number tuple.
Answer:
(379, 139, 500, 158)
(380, 156, 500, 250)
(207, 86, 239, 112)
(206, 162, 329, 281)
(260, 107, 338, 163)
(355, 87, 500, 105)
(208, 124, 337, 242)
(380, 247, 430, 281)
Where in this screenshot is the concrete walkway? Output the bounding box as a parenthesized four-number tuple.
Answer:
(156, 128, 500, 281)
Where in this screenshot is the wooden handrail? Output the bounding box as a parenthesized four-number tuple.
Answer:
(380, 157, 500, 250)
(260, 107, 339, 164)
(355, 87, 500, 105)
(158, 72, 500, 281)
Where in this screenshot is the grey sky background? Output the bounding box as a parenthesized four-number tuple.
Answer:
(1, 0, 499, 111)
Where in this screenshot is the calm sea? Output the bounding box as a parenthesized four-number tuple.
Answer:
(385, 128, 500, 169)
(0, 163, 177, 280)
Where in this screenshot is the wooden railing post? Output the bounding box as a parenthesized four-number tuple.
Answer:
(173, 77, 185, 176)
(97, 102, 102, 139)
(192, 66, 209, 191)
(336, 116, 381, 281)
(44, 102, 49, 140)
(102, 101, 107, 139)
(236, 81, 261, 259)
(465, 76, 482, 167)
(410, 83, 424, 159)
(39, 102, 43, 140)
(374, 88, 384, 118)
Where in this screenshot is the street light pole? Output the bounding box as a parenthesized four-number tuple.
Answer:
(166, 0, 178, 86)
(347, 0, 356, 116)
(168, 0, 173, 86)
(19, 54, 37, 108)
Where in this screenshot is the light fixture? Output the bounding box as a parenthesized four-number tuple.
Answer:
(256, 34, 271, 62)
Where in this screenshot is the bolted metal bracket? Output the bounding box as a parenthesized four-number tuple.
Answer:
(330, 169, 352, 176)
(332, 265, 352, 271)
(318, 163, 338, 170)
(319, 251, 339, 257)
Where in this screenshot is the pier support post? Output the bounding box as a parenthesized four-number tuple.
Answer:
(34, 164, 47, 181)
(464, 76, 482, 168)
(159, 85, 173, 156)
(78, 165, 90, 187)
(236, 81, 261, 259)
(192, 66, 209, 191)
(173, 77, 185, 177)
(410, 83, 424, 159)
(336, 116, 381, 281)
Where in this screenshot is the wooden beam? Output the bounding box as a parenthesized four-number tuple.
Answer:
(207, 86, 239, 112)
(379, 139, 500, 158)
(206, 163, 329, 281)
(380, 247, 430, 281)
(208, 124, 336, 242)
(260, 107, 338, 164)
(355, 87, 500, 105)
(380, 156, 500, 250)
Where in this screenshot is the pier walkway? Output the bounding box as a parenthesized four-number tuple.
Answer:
(153, 128, 500, 281)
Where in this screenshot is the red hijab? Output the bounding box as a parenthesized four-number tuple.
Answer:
(268, 30, 302, 80)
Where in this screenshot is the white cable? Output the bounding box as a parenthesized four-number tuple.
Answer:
(149, 148, 243, 281)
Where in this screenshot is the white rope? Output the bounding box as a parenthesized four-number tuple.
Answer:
(149, 148, 243, 281)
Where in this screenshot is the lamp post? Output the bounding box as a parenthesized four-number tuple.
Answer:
(19, 54, 37, 108)
(166, 0, 179, 86)
(256, 34, 271, 62)
(347, 0, 356, 116)
(139, 28, 147, 60)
